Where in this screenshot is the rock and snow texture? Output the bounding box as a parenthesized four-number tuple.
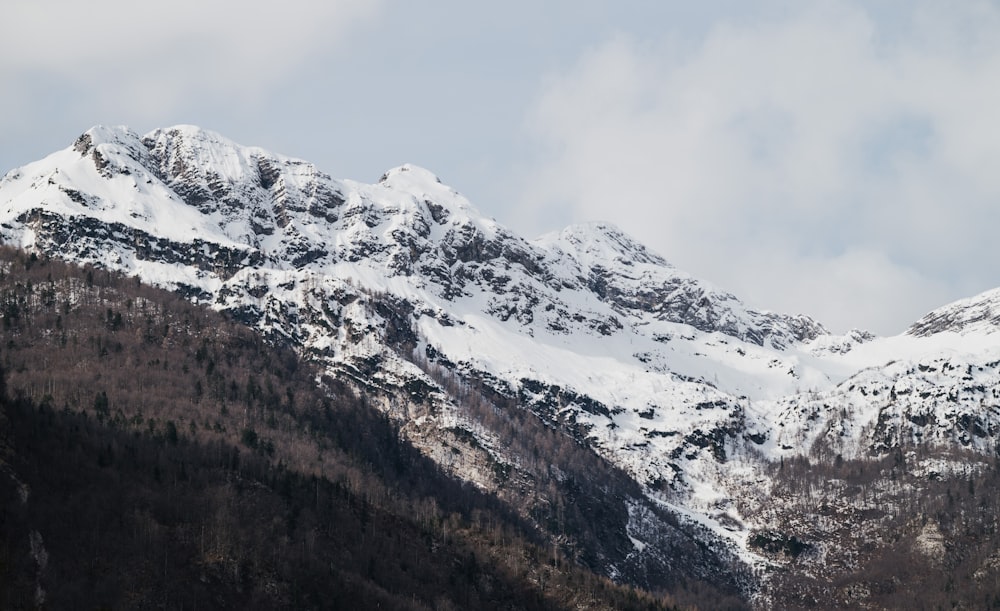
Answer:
(4, 124, 1000, 569)
(907, 286, 1000, 337)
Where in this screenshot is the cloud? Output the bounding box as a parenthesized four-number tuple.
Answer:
(0, 0, 383, 118)
(518, 1, 1000, 334)
(730, 247, 953, 336)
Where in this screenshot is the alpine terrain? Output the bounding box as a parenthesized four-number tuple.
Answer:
(4, 125, 1000, 608)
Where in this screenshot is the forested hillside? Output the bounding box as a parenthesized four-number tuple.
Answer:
(0, 247, 684, 610)
(744, 444, 1000, 608)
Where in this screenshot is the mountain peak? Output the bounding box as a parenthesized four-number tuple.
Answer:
(536, 221, 670, 268)
(74, 124, 250, 168)
(71, 125, 151, 171)
(907, 286, 1000, 337)
(75, 124, 142, 149)
(378, 163, 443, 186)
(377, 163, 467, 206)
(143, 124, 238, 148)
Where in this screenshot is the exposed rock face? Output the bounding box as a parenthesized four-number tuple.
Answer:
(534, 223, 826, 349)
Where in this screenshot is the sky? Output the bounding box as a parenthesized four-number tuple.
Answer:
(3, 0, 1000, 335)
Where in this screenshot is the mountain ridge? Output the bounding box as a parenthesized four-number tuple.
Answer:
(6, 124, 1000, 606)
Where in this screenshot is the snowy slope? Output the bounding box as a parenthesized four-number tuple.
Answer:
(907, 286, 1000, 337)
(5, 125, 1000, 586)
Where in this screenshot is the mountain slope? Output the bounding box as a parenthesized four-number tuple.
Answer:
(1, 125, 760, 596)
(6, 125, 1000, 607)
(0, 247, 683, 610)
(907, 286, 1000, 337)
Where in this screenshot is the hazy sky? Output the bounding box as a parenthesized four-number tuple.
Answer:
(3, 0, 1000, 335)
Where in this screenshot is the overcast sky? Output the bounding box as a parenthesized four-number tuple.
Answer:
(3, 1, 1000, 335)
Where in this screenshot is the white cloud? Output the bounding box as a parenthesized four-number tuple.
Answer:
(729, 247, 952, 336)
(0, 0, 382, 117)
(518, 1, 1000, 334)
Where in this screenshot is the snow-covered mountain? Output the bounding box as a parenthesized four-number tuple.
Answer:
(5, 125, 1000, 602)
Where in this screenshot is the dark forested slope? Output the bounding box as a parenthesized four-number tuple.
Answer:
(0, 247, 676, 610)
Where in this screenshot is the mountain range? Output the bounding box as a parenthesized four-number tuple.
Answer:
(4, 125, 1000, 608)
